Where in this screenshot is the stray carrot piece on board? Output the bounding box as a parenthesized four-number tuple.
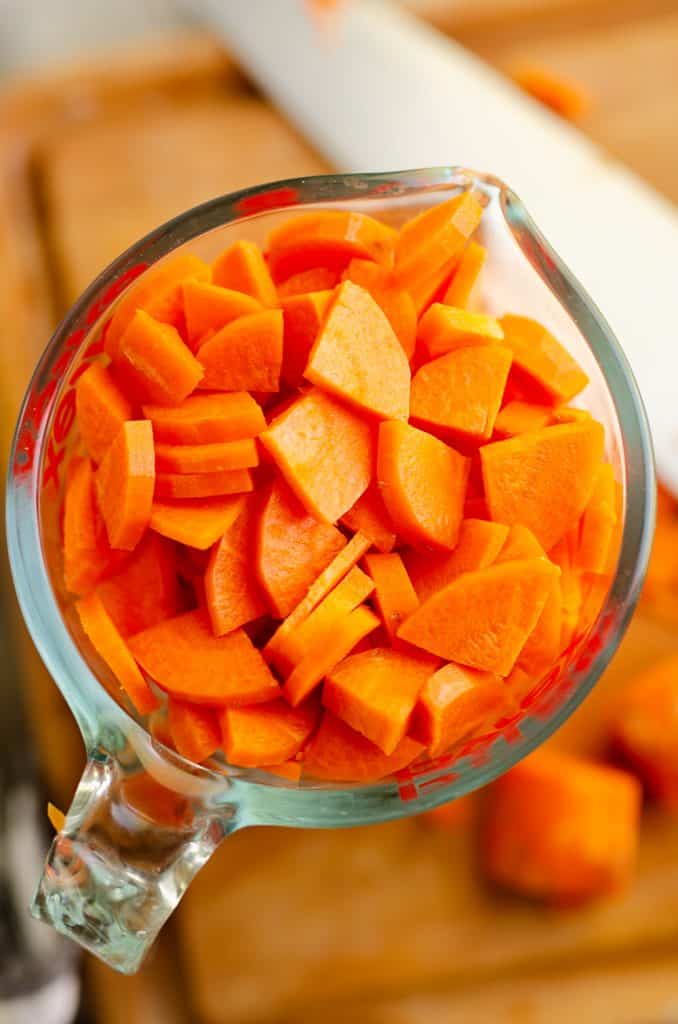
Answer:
(63, 457, 119, 594)
(443, 241, 487, 308)
(117, 310, 204, 406)
(494, 400, 552, 438)
(303, 711, 423, 783)
(212, 240, 278, 307)
(576, 462, 617, 574)
(364, 552, 419, 641)
(205, 498, 268, 636)
(182, 280, 262, 350)
(341, 481, 397, 553)
(47, 802, 66, 832)
(154, 438, 259, 474)
(197, 309, 283, 393)
(280, 290, 334, 386)
(95, 420, 155, 551)
(150, 494, 245, 550)
(168, 698, 221, 764)
(500, 314, 589, 404)
(143, 392, 265, 445)
(418, 304, 504, 359)
(155, 468, 253, 501)
(409, 662, 506, 756)
(221, 698, 320, 767)
(343, 258, 417, 359)
(75, 362, 133, 463)
(96, 532, 180, 637)
(509, 62, 591, 121)
(403, 519, 509, 602)
(277, 267, 341, 298)
(267, 210, 397, 282)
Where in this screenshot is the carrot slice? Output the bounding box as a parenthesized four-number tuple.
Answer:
(197, 309, 283, 393)
(150, 494, 245, 549)
(576, 463, 617, 573)
(221, 698, 320, 767)
(256, 478, 346, 619)
(481, 420, 605, 550)
(551, 405, 592, 424)
(517, 575, 562, 677)
(280, 290, 334, 386)
(364, 553, 419, 642)
(155, 468, 253, 500)
(398, 558, 559, 675)
(76, 591, 159, 714)
(305, 280, 410, 421)
(154, 438, 259, 474)
(63, 456, 119, 594)
(129, 609, 279, 706)
(47, 802, 66, 832)
(409, 663, 506, 756)
(168, 698, 221, 763)
(343, 258, 417, 359)
(116, 309, 204, 406)
(143, 392, 265, 445)
(75, 362, 133, 463)
(95, 420, 155, 551)
(267, 210, 397, 283)
(500, 314, 589, 404)
(443, 241, 487, 308)
(403, 519, 509, 602)
(212, 240, 278, 307)
(96, 532, 180, 637)
(494, 400, 552, 438)
(182, 280, 262, 349)
(559, 569, 584, 651)
(496, 523, 547, 563)
(277, 267, 341, 298)
(417, 304, 504, 359)
(341, 481, 396, 553)
(205, 498, 267, 636)
(303, 711, 423, 783)
(509, 63, 590, 121)
(260, 389, 374, 523)
(377, 421, 469, 550)
(411, 345, 512, 441)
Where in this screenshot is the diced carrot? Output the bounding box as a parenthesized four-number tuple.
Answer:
(277, 267, 341, 298)
(117, 310, 204, 406)
(551, 405, 592, 424)
(417, 304, 504, 359)
(481, 420, 605, 550)
(76, 591, 159, 714)
(496, 523, 547, 563)
(481, 750, 641, 904)
(75, 362, 133, 463)
(155, 468, 253, 500)
(303, 711, 423, 783)
(494, 400, 552, 438)
(129, 608, 279, 706)
(343, 258, 417, 359)
(411, 345, 512, 441)
(324, 647, 435, 754)
(154, 438, 259, 474)
(398, 558, 559, 675)
(95, 420, 155, 551)
(96, 532, 180, 637)
(517, 575, 562, 677)
(377, 420, 469, 550)
(364, 553, 419, 642)
(150, 494, 245, 550)
(182, 280, 262, 349)
(341, 481, 396, 553)
(575, 463, 617, 573)
(409, 662, 506, 756)
(500, 314, 589, 404)
(403, 519, 509, 602)
(559, 569, 584, 651)
(63, 456, 119, 594)
(260, 389, 374, 523)
(280, 290, 334, 386)
(205, 498, 267, 636)
(267, 210, 397, 283)
(305, 281, 410, 421)
(212, 240, 278, 307)
(443, 241, 487, 308)
(221, 698, 320, 767)
(255, 478, 346, 619)
(168, 697, 221, 763)
(197, 310, 283, 393)
(47, 802, 66, 832)
(266, 760, 303, 781)
(143, 392, 265, 445)
(509, 62, 591, 121)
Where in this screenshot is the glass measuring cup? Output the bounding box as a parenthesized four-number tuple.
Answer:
(6, 168, 655, 975)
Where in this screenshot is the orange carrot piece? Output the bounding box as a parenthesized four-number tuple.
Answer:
(411, 345, 512, 441)
(63, 456, 118, 594)
(256, 478, 346, 619)
(221, 698, 320, 767)
(205, 498, 267, 636)
(266, 760, 302, 781)
(494, 399, 552, 438)
(182, 280, 262, 349)
(305, 280, 410, 421)
(500, 314, 589, 404)
(417, 304, 504, 360)
(95, 420, 155, 551)
(154, 438, 258, 474)
(168, 697, 221, 763)
(267, 210, 397, 283)
(76, 591, 159, 714)
(403, 519, 509, 602)
(197, 309, 283, 393)
(283, 605, 379, 706)
(343, 258, 417, 359)
(409, 663, 506, 756)
(559, 568, 584, 651)
(377, 420, 469, 550)
(96, 532, 180, 638)
(280, 290, 334, 386)
(398, 558, 559, 675)
(47, 802, 66, 832)
(341, 481, 396, 553)
(150, 494, 245, 549)
(155, 468, 253, 500)
(75, 362, 133, 463)
(303, 711, 423, 782)
(117, 309, 204, 406)
(277, 267, 341, 298)
(443, 241, 487, 308)
(212, 239, 278, 307)
(364, 553, 419, 641)
(129, 608, 279, 706)
(260, 389, 374, 523)
(509, 62, 591, 121)
(481, 750, 641, 904)
(551, 405, 592, 424)
(575, 463, 617, 574)
(143, 392, 265, 445)
(517, 575, 562, 677)
(496, 523, 547, 563)
(481, 420, 605, 550)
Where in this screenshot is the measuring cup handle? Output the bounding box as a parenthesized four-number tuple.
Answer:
(31, 752, 234, 974)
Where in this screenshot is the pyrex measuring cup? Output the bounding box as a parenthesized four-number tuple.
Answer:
(6, 168, 655, 975)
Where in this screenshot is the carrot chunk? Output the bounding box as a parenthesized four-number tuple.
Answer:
(143, 392, 265, 445)
(277, 267, 341, 298)
(197, 309, 283, 393)
(481, 750, 641, 904)
(403, 519, 509, 602)
(341, 481, 396, 553)
(154, 437, 259, 474)
(211, 239, 278, 307)
(96, 532, 180, 637)
(117, 309, 204, 406)
(155, 468, 253, 500)
(417, 304, 504, 359)
(443, 241, 487, 308)
(398, 558, 559, 675)
(256, 478, 346, 618)
(517, 574, 562, 676)
(168, 698, 221, 764)
(63, 456, 119, 594)
(47, 803, 66, 832)
(129, 609, 279, 706)
(280, 290, 334, 386)
(364, 553, 419, 642)
(377, 421, 469, 550)
(500, 314, 589, 404)
(260, 389, 374, 523)
(303, 711, 423, 783)
(95, 420, 155, 551)
(182, 280, 262, 349)
(76, 591, 159, 715)
(205, 498, 267, 636)
(267, 210, 397, 283)
(494, 399, 552, 438)
(150, 494, 245, 549)
(409, 663, 506, 756)
(575, 462, 617, 574)
(411, 344, 512, 441)
(75, 362, 133, 463)
(509, 62, 591, 121)
(495, 523, 547, 563)
(305, 280, 410, 421)
(343, 258, 417, 359)
(221, 698, 320, 767)
(481, 420, 605, 550)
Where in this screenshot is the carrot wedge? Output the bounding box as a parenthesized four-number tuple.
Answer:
(280, 289, 334, 387)
(417, 304, 503, 358)
(500, 314, 589, 404)
(75, 362, 133, 463)
(341, 481, 396, 553)
(576, 463, 617, 574)
(143, 392, 265, 445)
(154, 438, 259, 474)
(155, 469, 253, 500)
(96, 532, 180, 637)
(205, 498, 268, 636)
(267, 210, 397, 282)
(342, 258, 417, 359)
(168, 698, 221, 763)
(303, 711, 423, 783)
(409, 663, 506, 757)
(403, 519, 509, 603)
(277, 267, 340, 298)
(494, 400, 552, 438)
(117, 310, 204, 406)
(150, 494, 245, 549)
(182, 280, 262, 349)
(197, 310, 283, 393)
(221, 698, 320, 768)
(443, 241, 487, 308)
(95, 420, 155, 551)
(364, 553, 419, 641)
(63, 456, 119, 594)
(517, 575, 562, 677)
(496, 523, 547, 563)
(211, 240, 278, 307)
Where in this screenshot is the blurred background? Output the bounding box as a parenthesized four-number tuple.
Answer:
(1, 1, 677, 1022)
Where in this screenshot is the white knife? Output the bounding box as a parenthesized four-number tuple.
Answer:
(194, 0, 677, 492)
